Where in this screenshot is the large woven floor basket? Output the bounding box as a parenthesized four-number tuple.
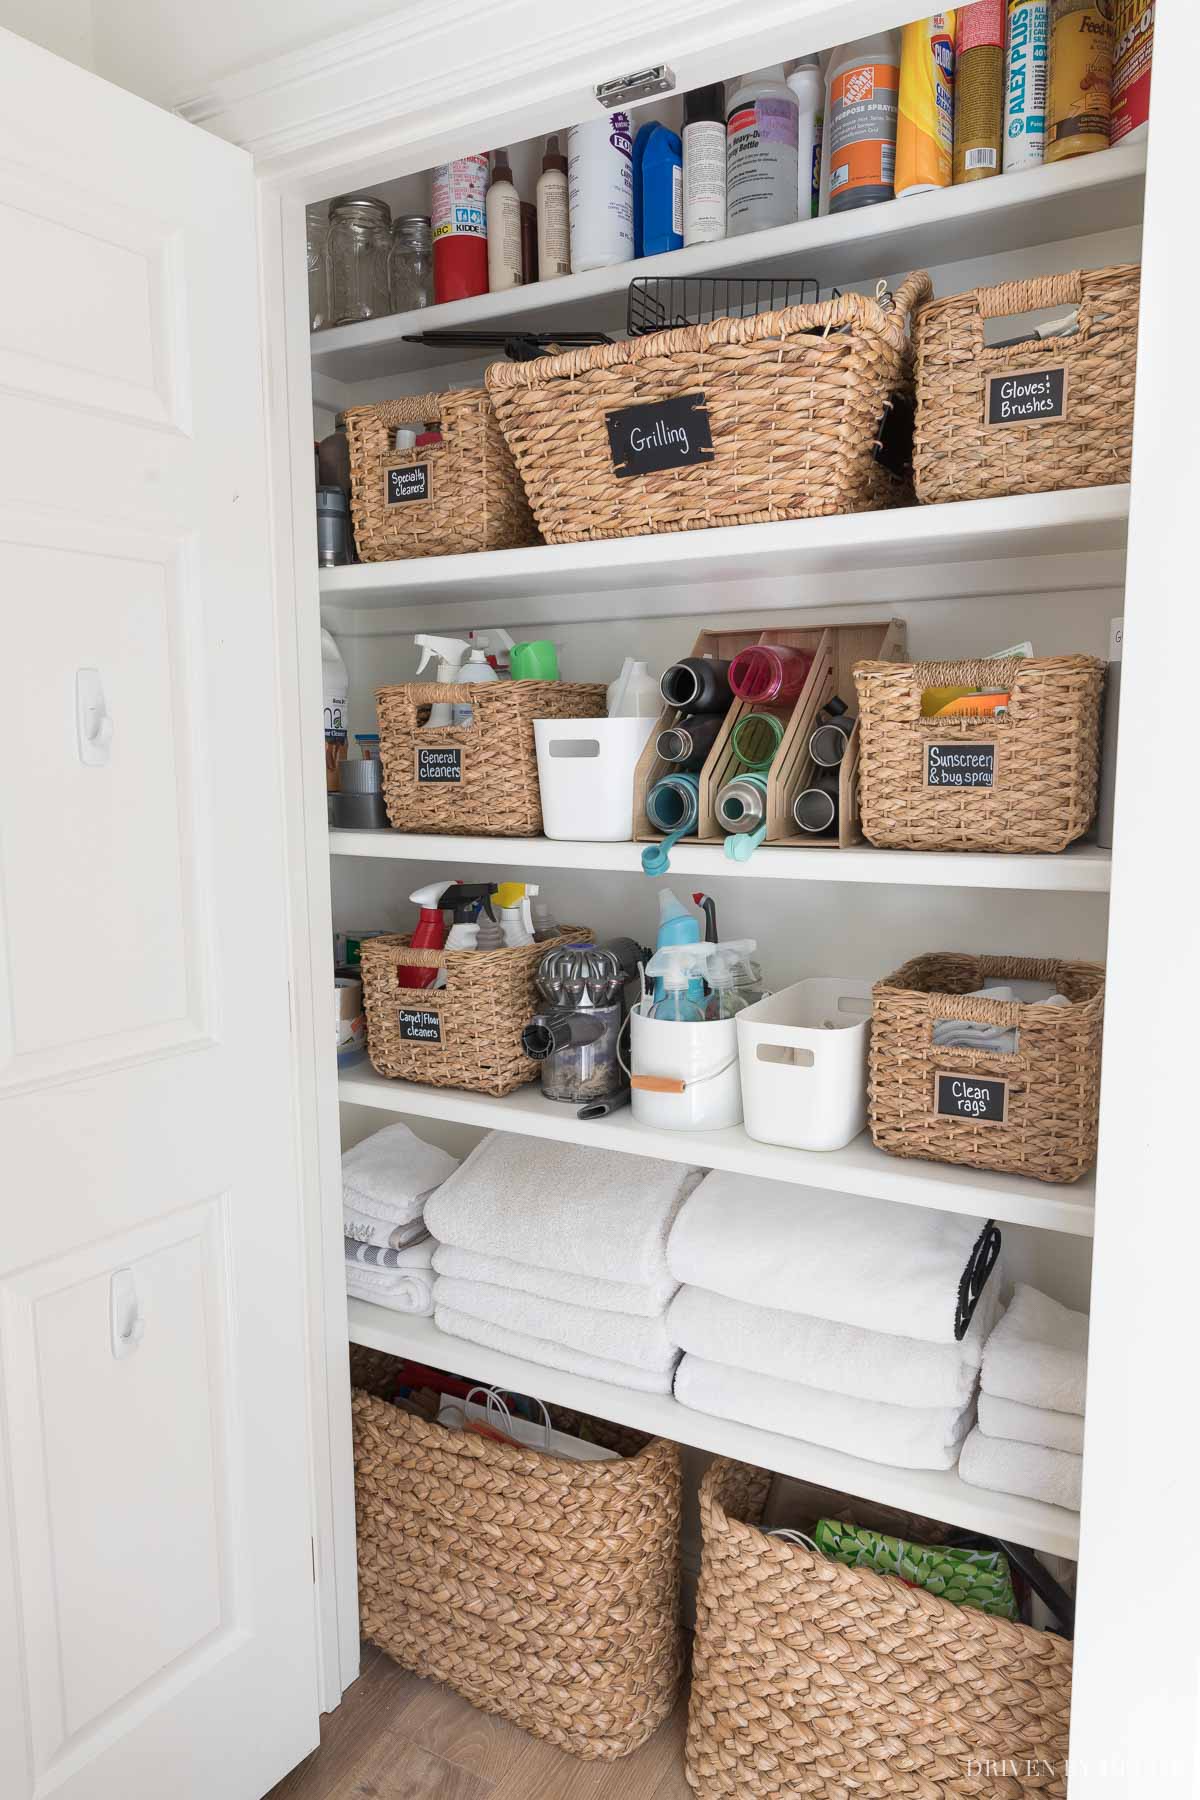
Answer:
(484, 274, 930, 545)
(686, 1458, 1073, 1799)
(870, 952, 1105, 1184)
(351, 1361, 683, 1760)
(341, 389, 537, 560)
(912, 264, 1139, 504)
(377, 679, 606, 836)
(854, 655, 1105, 853)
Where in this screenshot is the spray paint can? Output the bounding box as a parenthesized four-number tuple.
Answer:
(431, 156, 489, 302)
(1004, 0, 1050, 169)
(955, 0, 1007, 182)
(1110, 0, 1153, 146)
(895, 15, 957, 197)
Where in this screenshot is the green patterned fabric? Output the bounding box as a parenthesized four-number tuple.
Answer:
(812, 1519, 1019, 1619)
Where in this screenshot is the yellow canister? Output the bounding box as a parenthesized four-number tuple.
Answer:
(1046, 0, 1115, 161)
(896, 14, 958, 196)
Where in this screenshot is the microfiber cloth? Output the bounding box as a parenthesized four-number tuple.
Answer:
(981, 1284, 1089, 1415)
(978, 1392, 1085, 1456)
(433, 1244, 678, 1319)
(434, 1275, 677, 1374)
(667, 1275, 1002, 1412)
(959, 1426, 1082, 1511)
(342, 1122, 459, 1227)
(674, 1356, 975, 1471)
(425, 1132, 701, 1286)
(435, 1304, 678, 1396)
(668, 1172, 991, 1345)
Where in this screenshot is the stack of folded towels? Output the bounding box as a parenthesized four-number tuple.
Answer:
(959, 1284, 1088, 1511)
(342, 1122, 459, 1316)
(426, 1132, 700, 1395)
(667, 1172, 1003, 1471)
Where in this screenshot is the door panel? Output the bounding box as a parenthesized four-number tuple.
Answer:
(0, 28, 318, 1800)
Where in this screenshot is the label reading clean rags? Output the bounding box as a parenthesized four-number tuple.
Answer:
(398, 1008, 442, 1043)
(925, 741, 996, 788)
(606, 392, 715, 477)
(387, 463, 431, 504)
(985, 366, 1067, 425)
(416, 745, 462, 783)
(934, 1071, 1009, 1124)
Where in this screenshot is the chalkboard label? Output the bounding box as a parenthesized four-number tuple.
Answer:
(386, 463, 431, 504)
(606, 392, 714, 478)
(934, 1071, 1009, 1125)
(398, 1007, 442, 1043)
(985, 367, 1068, 427)
(925, 741, 996, 789)
(416, 745, 462, 783)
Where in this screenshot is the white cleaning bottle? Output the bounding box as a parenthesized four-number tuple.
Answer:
(567, 113, 634, 272)
(453, 646, 500, 726)
(786, 56, 824, 219)
(414, 633, 470, 726)
(726, 67, 799, 236)
(608, 659, 660, 719)
(646, 944, 707, 1022)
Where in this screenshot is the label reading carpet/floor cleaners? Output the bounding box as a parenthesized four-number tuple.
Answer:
(398, 1008, 442, 1043)
(829, 59, 900, 210)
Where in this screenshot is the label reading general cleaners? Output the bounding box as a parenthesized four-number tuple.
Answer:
(415, 745, 462, 783)
(397, 1008, 442, 1044)
(934, 1071, 1009, 1124)
(925, 741, 997, 788)
(387, 463, 431, 504)
(985, 366, 1068, 425)
(606, 392, 715, 477)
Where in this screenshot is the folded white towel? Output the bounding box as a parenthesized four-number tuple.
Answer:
(425, 1132, 701, 1286)
(434, 1275, 677, 1374)
(345, 1234, 433, 1272)
(668, 1172, 991, 1345)
(342, 1122, 459, 1228)
(435, 1303, 677, 1395)
(674, 1355, 974, 1471)
(433, 1244, 678, 1318)
(978, 1392, 1085, 1455)
(959, 1425, 1082, 1511)
(982, 1284, 1089, 1415)
(344, 1207, 432, 1250)
(347, 1265, 434, 1317)
(667, 1275, 1002, 1411)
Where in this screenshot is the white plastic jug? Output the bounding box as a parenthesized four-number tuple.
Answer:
(736, 978, 874, 1151)
(534, 716, 654, 841)
(629, 1002, 742, 1131)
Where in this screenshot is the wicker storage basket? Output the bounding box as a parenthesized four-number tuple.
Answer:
(361, 925, 591, 1097)
(854, 655, 1105, 853)
(686, 1457, 1073, 1799)
(377, 679, 606, 836)
(912, 264, 1139, 504)
(870, 952, 1105, 1184)
(484, 273, 931, 545)
(341, 390, 537, 561)
(351, 1359, 683, 1760)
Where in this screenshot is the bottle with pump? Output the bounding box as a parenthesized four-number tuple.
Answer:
(486, 149, 523, 291)
(536, 135, 571, 278)
(491, 881, 540, 947)
(397, 881, 459, 989)
(414, 633, 470, 726)
(682, 84, 727, 246)
(646, 944, 707, 1022)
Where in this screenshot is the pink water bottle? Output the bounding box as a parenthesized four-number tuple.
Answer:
(727, 643, 813, 705)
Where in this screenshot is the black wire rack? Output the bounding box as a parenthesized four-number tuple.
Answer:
(627, 275, 838, 336)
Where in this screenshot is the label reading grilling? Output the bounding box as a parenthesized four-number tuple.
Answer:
(398, 1008, 442, 1043)
(925, 741, 996, 789)
(606, 392, 715, 478)
(934, 1071, 1008, 1125)
(386, 463, 431, 504)
(985, 366, 1067, 427)
(416, 745, 462, 783)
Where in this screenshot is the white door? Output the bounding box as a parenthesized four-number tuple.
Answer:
(0, 31, 318, 1800)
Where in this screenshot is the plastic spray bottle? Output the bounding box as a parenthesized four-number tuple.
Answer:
(442, 883, 498, 952)
(491, 881, 540, 947)
(653, 891, 704, 1004)
(454, 646, 500, 725)
(703, 941, 758, 1019)
(646, 944, 707, 1022)
(486, 148, 523, 291)
(397, 882, 459, 989)
(414, 633, 470, 726)
(536, 135, 571, 279)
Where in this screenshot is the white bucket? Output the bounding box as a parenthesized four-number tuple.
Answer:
(629, 1002, 743, 1132)
(737, 978, 874, 1151)
(534, 716, 655, 841)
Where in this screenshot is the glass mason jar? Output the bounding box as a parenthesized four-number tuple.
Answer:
(306, 204, 330, 331)
(388, 214, 433, 314)
(327, 194, 392, 326)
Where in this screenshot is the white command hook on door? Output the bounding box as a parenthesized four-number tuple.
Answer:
(110, 1266, 145, 1359)
(76, 668, 113, 766)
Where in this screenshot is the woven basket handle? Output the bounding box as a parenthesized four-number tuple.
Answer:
(372, 394, 446, 429)
(890, 270, 934, 323)
(974, 272, 1083, 320)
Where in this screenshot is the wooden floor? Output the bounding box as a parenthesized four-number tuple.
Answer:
(264, 1645, 692, 1800)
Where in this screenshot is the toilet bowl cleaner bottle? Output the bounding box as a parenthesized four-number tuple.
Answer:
(431, 156, 489, 302)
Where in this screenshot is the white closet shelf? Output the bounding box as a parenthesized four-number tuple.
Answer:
(318, 485, 1129, 620)
(329, 831, 1111, 891)
(312, 143, 1145, 383)
(337, 1066, 1096, 1237)
(346, 1302, 1080, 1559)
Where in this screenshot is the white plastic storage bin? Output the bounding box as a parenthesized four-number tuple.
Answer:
(628, 1003, 742, 1131)
(534, 716, 655, 841)
(737, 979, 874, 1151)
